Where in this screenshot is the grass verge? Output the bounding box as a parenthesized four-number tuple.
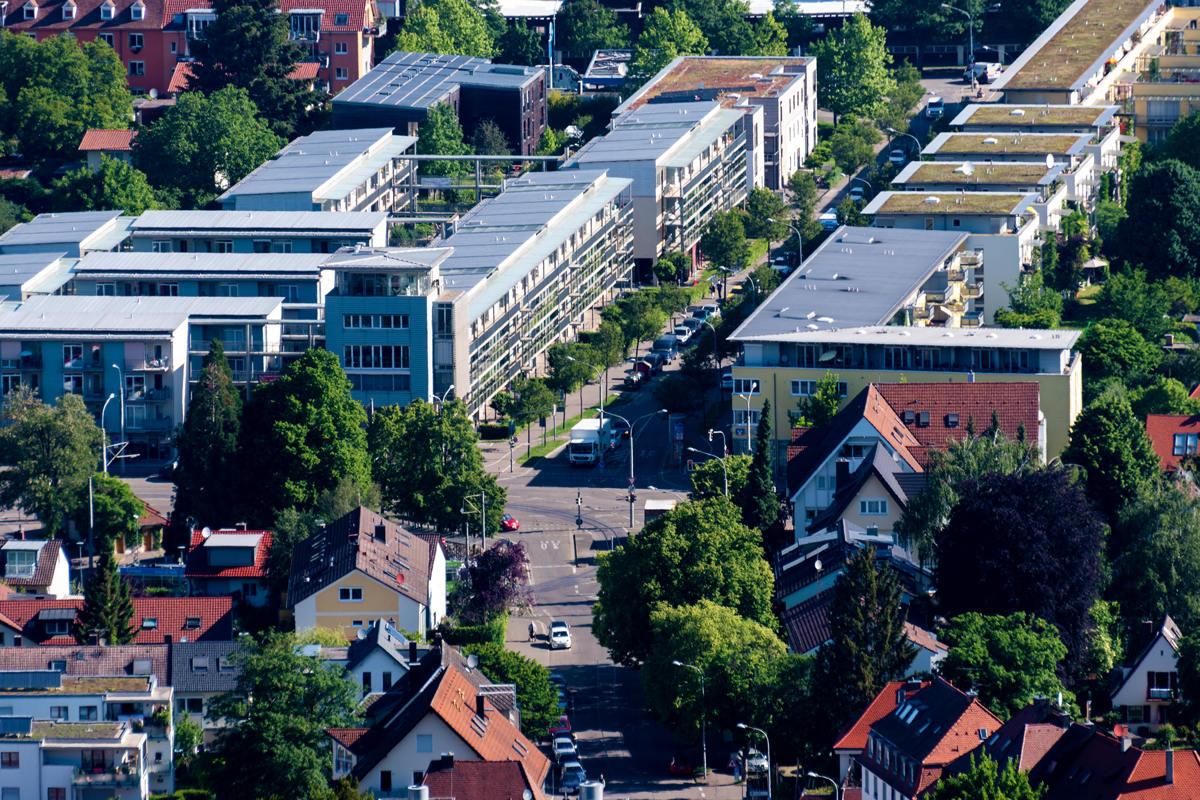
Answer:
(517, 394, 628, 466)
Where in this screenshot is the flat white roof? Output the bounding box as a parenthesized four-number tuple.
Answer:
(202, 534, 263, 548)
(738, 325, 1079, 349)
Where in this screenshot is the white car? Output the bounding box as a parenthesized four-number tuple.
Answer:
(672, 326, 693, 345)
(889, 147, 907, 165)
(553, 736, 578, 763)
(550, 621, 572, 649)
(744, 748, 768, 773)
(819, 211, 839, 231)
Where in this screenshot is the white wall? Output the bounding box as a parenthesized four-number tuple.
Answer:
(1112, 632, 1179, 732)
(47, 549, 71, 598)
(428, 545, 447, 628)
(358, 715, 474, 794)
(352, 648, 411, 696)
(0, 741, 41, 800)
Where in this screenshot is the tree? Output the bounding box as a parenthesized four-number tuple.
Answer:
(738, 399, 778, 532)
(186, 0, 321, 139)
(0, 388, 104, 536)
(937, 469, 1105, 675)
(793, 371, 841, 428)
(1074, 318, 1161, 384)
(811, 13, 894, 124)
(368, 399, 506, 536)
(394, 0, 495, 58)
(837, 196, 870, 227)
(1111, 481, 1200, 630)
(173, 341, 243, 529)
(813, 548, 916, 728)
(701, 209, 751, 269)
(1097, 269, 1172, 343)
(1160, 111, 1200, 173)
(174, 713, 204, 763)
(876, 59, 924, 134)
(0, 32, 132, 162)
(206, 631, 359, 800)
(74, 549, 136, 645)
(266, 507, 321, 598)
(470, 118, 511, 164)
(995, 270, 1063, 329)
(631, 7, 708, 84)
(690, 454, 751, 500)
(0, 197, 30, 235)
(316, 476, 382, 522)
(135, 87, 285, 210)
(417, 102, 472, 177)
(774, 0, 813, 48)
(466, 642, 558, 738)
(1117, 160, 1200, 281)
(592, 497, 776, 666)
(828, 117, 882, 175)
(1061, 395, 1160, 523)
(925, 752, 1046, 800)
(653, 251, 690, 284)
(1131, 376, 1197, 419)
(640, 600, 803, 740)
(52, 156, 157, 215)
(602, 292, 668, 358)
(744, 188, 788, 240)
(750, 12, 788, 56)
(236, 349, 371, 524)
(939, 612, 1072, 719)
(458, 540, 534, 621)
(497, 18, 543, 66)
(653, 374, 705, 419)
(557, 0, 630, 54)
(545, 342, 598, 397)
(72, 473, 144, 556)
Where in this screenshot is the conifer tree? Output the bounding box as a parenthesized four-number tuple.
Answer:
(739, 399, 778, 532)
(173, 341, 243, 530)
(75, 549, 135, 645)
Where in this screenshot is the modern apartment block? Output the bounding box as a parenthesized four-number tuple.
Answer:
(950, 103, 1119, 135)
(0, 295, 283, 464)
(127, 210, 389, 253)
(0, 0, 379, 98)
(0, 211, 134, 258)
(1126, 6, 1200, 145)
(326, 169, 634, 417)
(614, 55, 818, 191)
(332, 51, 547, 156)
(891, 161, 1064, 195)
(216, 129, 418, 214)
(0, 718, 154, 800)
(567, 101, 750, 279)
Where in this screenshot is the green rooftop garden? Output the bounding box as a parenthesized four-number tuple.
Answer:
(964, 105, 1111, 126)
(902, 162, 1052, 184)
(934, 133, 1087, 154)
(877, 193, 1032, 214)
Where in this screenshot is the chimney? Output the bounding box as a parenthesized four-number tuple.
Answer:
(164, 634, 172, 646)
(234, 522, 247, 531)
(476, 696, 486, 718)
(409, 641, 418, 664)
(835, 459, 850, 486)
(375, 523, 387, 542)
(1033, 695, 1047, 717)
(442, 752, 455, 770)
(1060, 712, 1071, 731)
(433, 632, 443, 652)
(1166, 333, 1175, 346)
(1167, 747, 1175, 785)
(1122, 734, 1133, 752)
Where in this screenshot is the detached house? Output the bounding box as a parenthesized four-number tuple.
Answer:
(1111, 615, 1181, 733)
(1145, 415, 1200, 472)
(288, 507, 445, 639)
(184, 528, 273, 607)
(833, 680, 929, 783)
(0, 540, 70, 598)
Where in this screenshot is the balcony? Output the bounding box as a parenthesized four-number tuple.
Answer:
(963, 284, 983, 299)
(289, 28, 320, 42)
(127, 417, 172, 432)
(127, 387, 172, 402)
(946, 269, 965, 283)
(962, 313, 983, 328)
(74, 767, 142, 787)
(127, 356, 170, 371)
(5, 565, 35, 579)
(1148, 687, 1178, 701)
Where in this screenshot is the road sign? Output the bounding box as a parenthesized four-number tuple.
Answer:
(628, 477, 636, 488)
(597, 460, 605, 470)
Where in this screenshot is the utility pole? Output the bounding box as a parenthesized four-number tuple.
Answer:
(87, 476, 94, 583)
(480, 490, 486, 551)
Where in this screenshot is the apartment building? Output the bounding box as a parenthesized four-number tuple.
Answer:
(332, 51, 547, 156)
(0, 718, 152, 800)
(0, 253, 78, 301)
(127, 210, 389, 253)
(327, 169, 634, 417)
(614, 55, 818, 191)
(216, 129, 418, 214)
(1126, 7, 1200, 145)
(951, 103, 1119, 135)
(0, 211, 134, 258)
(0, 295, 283, 464)
(567, 101, 751, 279)
(0, 0, 379, 97)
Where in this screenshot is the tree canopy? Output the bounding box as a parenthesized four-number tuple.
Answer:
(937, 468, 1104, 675)
(466, 642, 558, 738)
(393, 0, 496, 58)
(700, 209, 751, 269)
(416, 102, 473, 176)
(1160, 114, 1200, 173)
(1074, 318, 1161, 385)
(1117, 160, 1200, 281)
(630, 7, 708, 84)
(690, 453, 751, 501)
(1061, 394, 1160, 523)
(558, 0, 631, 54)
(52, 157, 160, 215)
(496, 18, 543, 66)
(924, 752, 1046, 800)
(811, 13, 894, 123)
(72, 472, 144, 556)
(739, 399, 778, 532)
(592, 497, 776, 666)
(1111, 481, 1200, 630)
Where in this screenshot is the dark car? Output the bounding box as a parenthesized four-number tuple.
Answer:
(611, 419, 631, 440)
(670, 755, 693, 777)
(157, 461, 177, 480)
(623, 371, 644, 391)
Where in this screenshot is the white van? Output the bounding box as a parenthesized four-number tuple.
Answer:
(925, 97, 945, 119)
(964, 62, 1002, 83)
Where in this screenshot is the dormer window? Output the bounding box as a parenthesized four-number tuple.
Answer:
(62, 2, 76, 19)
(23, 2, 37, 20)
(141, 617, 158, 630)
(100, 1, 114, 19)
(334, 12, 348, 25)
(131, 1, 144, 19)
(184, 617, 201, 630)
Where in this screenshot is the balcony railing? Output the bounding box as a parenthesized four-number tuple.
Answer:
(127, 387, 172, 402)
(127, 357, 170, 371)
(963, 284, 983, 298)
(289, 29, 320, 42)
(946, 269, 965, 282)
(127, 417, 172, 432)
(1148, 687, 1178, 700)
(74, 767, 142, 787)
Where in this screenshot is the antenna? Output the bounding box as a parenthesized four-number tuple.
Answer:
(201, 527, 211, 539)
(357, 628, 368, 640)
(961, 160, 974, 176)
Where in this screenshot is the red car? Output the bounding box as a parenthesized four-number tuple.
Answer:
(670, 755, 693, 777)
(549, 715, 571, 737)
(501, 514, 520, 531)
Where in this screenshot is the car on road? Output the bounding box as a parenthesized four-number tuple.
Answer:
(670, 755, 693, 777)
(158, 460, 177, 480)
(925, 96, 945, 119)
(672, 326, 693, 346)
(623, 371, 644, 391)
(549, 716, 572, 737)
(743, 748, 768, 773)
(849, 186, 866, 204)
(552, 737, 578, 763)
(964, 62, 1002, 83)
(501, 514, 519, 531)
(557, 689, 568, 710)
(679, 317, 703, 334)
(889, 147, 907, 165)
(819, 211, 839, 231)
(771, 255, 793, 275)
(561, 761, 587, 793)
(611, 419, 631, 440)
(550, 621, 572, 649)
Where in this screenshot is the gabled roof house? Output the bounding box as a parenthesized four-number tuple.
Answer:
(185, 528, 273, 607)
(0, 540, 70, 598)
(1111, 615, 1181, 734)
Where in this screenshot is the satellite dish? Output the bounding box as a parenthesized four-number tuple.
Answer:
(1046, 154, 1055, 169)
(523, 791, 533, 800)
(961, 160, 974, 176)
(357, 628, 368, 640)
(201, 527, 211, 539)
(814, 559, 823, 572)
(467, 654, 479, 670)
(149, 88, 158, 99)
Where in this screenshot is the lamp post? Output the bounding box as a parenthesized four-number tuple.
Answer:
(566, 356, 605, 425)
(100, 393, 116, 473)
(768, 217, 802, 264)
(600, 408, 667, 528)
(436, 384, 455, 409)
(849, 176, 874, 199)
(981, 45, 1008, 64)
(942, 3, 1001, 75)
(886, 128, 922, 157)
(686, 447, 727, 497)
(737, 388, 757, 454)
(743, 274, 758, 305)
(807, 771, 839, 800)
(673, 660, 706, 781)
(110, 364, 125, 475)
(737, 723, 771, 793)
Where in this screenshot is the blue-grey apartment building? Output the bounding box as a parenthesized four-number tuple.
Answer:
(128, 210, 389, 255)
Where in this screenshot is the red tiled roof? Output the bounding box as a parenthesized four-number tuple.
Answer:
(946, 701, 1068, 780)
(0, 597, 234, 644)
(138, 501, 168, 528)
(874, 382, 1040, 468)
(0, 169, 33, 180)
(1145, 415, 1200, 472)
(4, 0, 375, 30)
(422, 759, 547, 800)
(185, 529, 272, 579)
(168, 61, 321, 95)
(0, 540, 65, 589)
(903, 622, 947, 655)
(834, 680, 928, 752)
(78, 129, 136, 152)
(1117, 750, 1200, 799)
(328, 728, 372, 750)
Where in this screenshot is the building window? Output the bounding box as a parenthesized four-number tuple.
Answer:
(131, 1, 144, 18)
(362, 672, 371, 692)
(184, 617, 201, 629)
(98, 32, 114, 45)
(170, 41, 177, 53)
(45, 621, 69, 636)
(96, 282, 116, 295)
(270, 240, 292, 254)
(62, 3, 75, 18)
(214, 240, 234, 253)
(860, 499, 889, 515)
(339, 587, 363, 602)
(6, 550, 36, 579)
(79, 706, 98, 720)
(49, 791, 65, 800)
(129, 61, 145, 77)
(732, 378, 760, 395)
(335, 41, 347, 53)
(242, 583, 258, 597)
(335, 12, 348, 24)
(23, 1, 36, 18)
(1173, 433, 1199, 456)
(0, 752, 16, 768)
(382, 672, 392, 691)
(151, 240, 171, 253)
(790, 380, 817, 396)
(129, 33, 143, 47)
(343, 345, 410, 370)
(733, 409, 760, 426)
(335, 68, 348, 79)
(217, 284, 238, 297)
(50, 706, 68, 720)
(184, 697, 203, 713)
(142, 618, 157, 630)
(416, 734, 432, 753)
(343, 314, 408, 329)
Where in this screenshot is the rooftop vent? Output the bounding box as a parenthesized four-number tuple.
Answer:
(1011, 109, 1026, 116)
(924, 196, 941, 204)
(983, 137, 998, 144)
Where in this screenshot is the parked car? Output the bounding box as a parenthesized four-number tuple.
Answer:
(672, 326, 693, 346)
(623, 371, 645, 391)
(849, 186, 866, 204)
(157, 460, 177, 480)
(700, 303, 719, 318)
(744, 748, 768, 773)
(679, 317, 703, 332)
(501, 514, 519, 531)
(550, 621, 572, 649)
(889, 147, 907, 165)
(553, 737, 578, 763)
(721, 372, 734, 391)
(964, 62, 1002, 83)
(652, 335, 680, 362)
(549, 716, 572, 736)
(561, 761, 587, 793)
(611, 418, 631, 440)
(640, 353, 665, 376)
(548, 673, 566, 688)
(925, 96, 945, 119)
(819, 211, 839, 231)
(670, 755, 693, 777)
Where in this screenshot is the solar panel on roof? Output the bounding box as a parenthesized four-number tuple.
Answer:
(38, 608, 77, 621)
(0, 671, 62, 689)
(0, 717, 32, 735)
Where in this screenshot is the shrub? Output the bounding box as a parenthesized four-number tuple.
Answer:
(440, 613, 508, 647)
(478, 422, 511, 440)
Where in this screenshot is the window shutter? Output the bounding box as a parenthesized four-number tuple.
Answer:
(1143, 705, 1151, 723)
(1148, 670, 1156, 692)
(1120, 705, 1128, 722)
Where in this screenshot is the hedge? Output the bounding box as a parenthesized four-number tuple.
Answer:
(478, 422, 511, 440)
(441, 613, 508, 647)
(151, 792, 213, 800)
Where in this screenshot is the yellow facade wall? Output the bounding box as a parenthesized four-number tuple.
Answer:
(733, 358, 1082, 460)
(835, 473, 905, 535)
(312, 570, 413, 640)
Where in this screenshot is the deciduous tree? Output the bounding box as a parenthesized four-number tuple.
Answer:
(52, 156, 158, 215)
(0, 197, 30, 235)
(496, 17, 543, 66)
(72, 473, 144, 557)
(1118, 160, 1200, 281)
(630, 7, 708, 84)
(744, 188, 788, 240)
(690, 454, 751, 500)
(792, 371, 841, 428)
(394, 0, 495, 57)
(417, 102, 473, 177)
(1061, 394, 1159, 523)
(458, 539, 534, 621)
(925, 752, 1046, 800)
(1160, 114, 1200, 173)
(593, 497, 776, 665)
(75, 549, 136, 645)
(1111, 481, 1200, 629)
(700, 209, 750, 269)
(558, 0, 630, 53)
(1074, 318, 1161, 384)
(811, 13, 894, 124)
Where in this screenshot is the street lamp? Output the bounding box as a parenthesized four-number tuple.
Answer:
(673, 661, 707, 781)
(744, 274, 758, 305)
(110, 364, 125, 475)
(807, 771, 839, 800)
(686, 447, 727, 497)
(849, 176, 874, 199)
(737, 723, 771, 793)
(737, 389, 757, 454)
(886, 128, 922, 157)
(436, 384, 455, 408)
(941, 3, 1001, 74)
(100, 393, 116, 473)
(600, 408, 667, 528)
(647, 486, 687, 501)
(708, 428, 727, 457)
(566, 356, 605, 424)
(768, 217, 803, 262)
(981, 44, 1008, 64)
